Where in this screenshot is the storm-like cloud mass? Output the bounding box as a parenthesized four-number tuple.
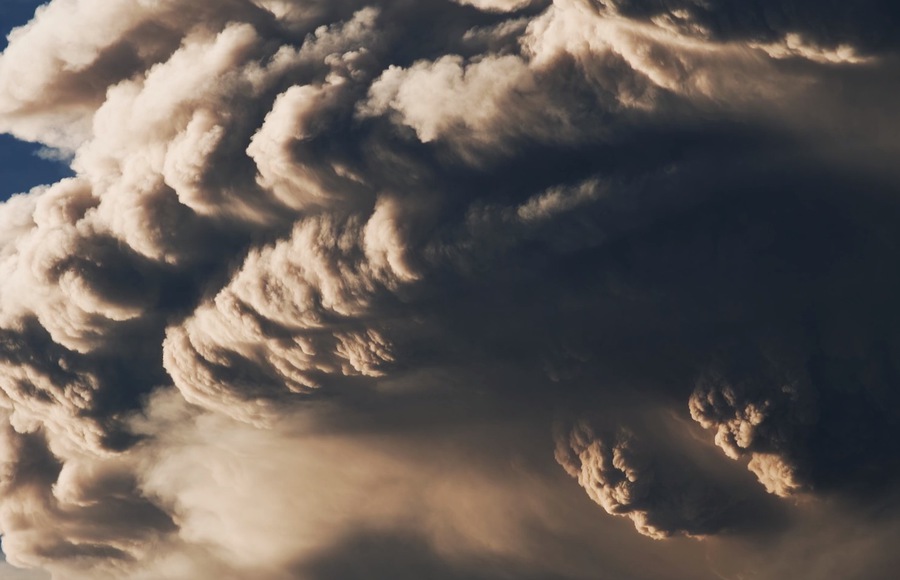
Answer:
(1, 0, 899, 578)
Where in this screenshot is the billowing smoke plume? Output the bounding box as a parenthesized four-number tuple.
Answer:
(689, 357, 815, 498)
(1, 0, 899, 578)
(555, 421, 735, 539)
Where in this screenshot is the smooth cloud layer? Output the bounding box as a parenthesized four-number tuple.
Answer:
(1, 0, 900, 578)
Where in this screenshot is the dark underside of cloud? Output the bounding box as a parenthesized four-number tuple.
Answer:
(0, 1, 899, 579)
(610, 0, 900, 49)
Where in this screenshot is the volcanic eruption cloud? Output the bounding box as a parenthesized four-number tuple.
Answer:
(0, 0, 899, 578)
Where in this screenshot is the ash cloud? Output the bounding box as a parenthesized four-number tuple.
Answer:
(555, 421, 738, 539)
(0, 0, 899, 578)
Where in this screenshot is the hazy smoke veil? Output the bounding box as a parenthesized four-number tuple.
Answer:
(0, 0, 899, 578)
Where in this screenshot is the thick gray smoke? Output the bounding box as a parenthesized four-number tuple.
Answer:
(1, 1, 900, 578)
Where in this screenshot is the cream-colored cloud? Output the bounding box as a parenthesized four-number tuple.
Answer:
(162, 197, 417, 424)
(453, 0, 534, 13)
(361, 54, 553, 152)
(751, 33, 871, 64)
(555, 419, 744, 539)
(360, 0, 823, 161)
(689, 366, 814, 498)
(0, 0, 893, 578)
